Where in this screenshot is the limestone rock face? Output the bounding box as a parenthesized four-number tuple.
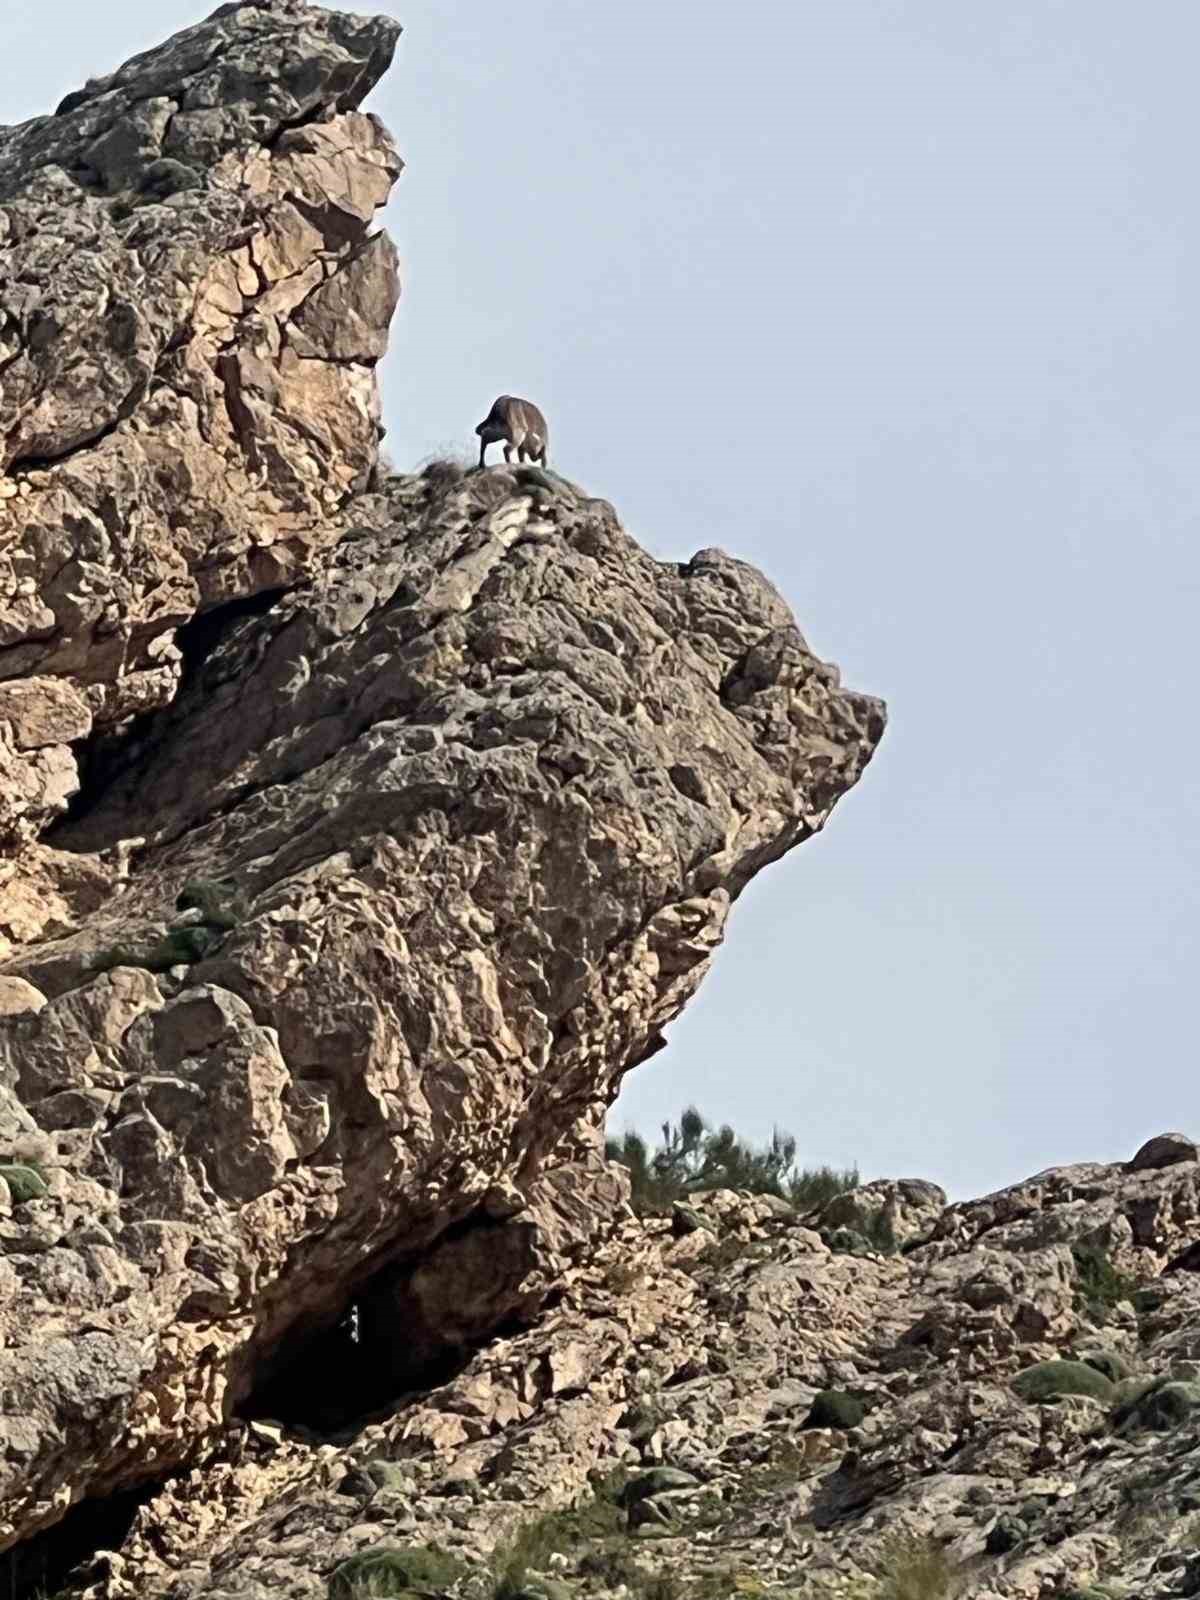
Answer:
(0, 2, 886, 1566)
(0, 0, 402, 742)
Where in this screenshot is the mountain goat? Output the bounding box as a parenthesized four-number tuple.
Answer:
(474, 395, 549, 468)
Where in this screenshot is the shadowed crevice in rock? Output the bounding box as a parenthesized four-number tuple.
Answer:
(53, 585, 290, 842)
(239, 1207, 574, 1436)
(239, 1288, 483, 1438)
(0, 1481, 157, 1600)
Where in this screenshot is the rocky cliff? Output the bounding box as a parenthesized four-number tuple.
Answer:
(0, 2, 887, 1588)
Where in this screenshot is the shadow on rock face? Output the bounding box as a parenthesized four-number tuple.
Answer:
(0, 1483, 154, 1600)
(239, 1214, 546, 1435)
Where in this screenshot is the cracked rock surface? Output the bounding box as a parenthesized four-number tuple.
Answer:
(0, 2, 885, 1567)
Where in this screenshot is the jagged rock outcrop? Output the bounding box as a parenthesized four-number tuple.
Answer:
(0, 0, 401, 817)
(0, 1, 885, 1569)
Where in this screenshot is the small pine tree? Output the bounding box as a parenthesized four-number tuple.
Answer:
(606, 1106, 858, 1217)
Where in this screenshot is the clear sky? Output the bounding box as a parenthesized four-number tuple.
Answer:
(5, 2, 1198, 1198)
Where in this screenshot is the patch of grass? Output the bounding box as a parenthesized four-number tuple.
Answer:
(738, 1437, 816, 1496)
(872, 1533, 962, 1600)
(1115, 1498, 1174, 1556)
(1072, 1244, 1138, 1324)
(1112, 1465, 1175, 1555)
(577, 1548, 683, 1599)
(328, 1544, 466, 1599)
(490, 1476, 627, 1599)
(686, 1570, 771, 1600)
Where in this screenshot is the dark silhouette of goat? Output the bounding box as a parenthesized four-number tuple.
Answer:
(474, 396, 549, 468)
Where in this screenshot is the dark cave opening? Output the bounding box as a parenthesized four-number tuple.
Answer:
(0, 1481, 159, 1600)
(238, 1215, 543, 1438)
(172, 584, 289, 681)
(238, 1294, 482, 1437)
(54, 584, 288, 838)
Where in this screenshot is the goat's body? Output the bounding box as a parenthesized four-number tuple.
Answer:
(475, 395, 549, 467)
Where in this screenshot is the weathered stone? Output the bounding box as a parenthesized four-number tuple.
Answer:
(1130, 1132, 1199, 1172)
(817, 1176, 946, 1249)
(0, 975, 45, 1018)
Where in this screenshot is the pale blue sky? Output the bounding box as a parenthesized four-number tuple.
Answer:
(5, 2, 1197, 1196)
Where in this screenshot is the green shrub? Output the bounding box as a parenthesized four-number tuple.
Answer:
(606, 1106, 856, 1217)
(329, 1544, 465, 1599)
(804, 1390, 865, 1430)
(1072, 1244, 1137, 1323)
(490, 1478, 628, 1599)
(1012, 1360, 1117, 1404)
(577, 1548, 681, 1599)
(788, 1163, 862, 1211)
(0, 1163, 48, 1204)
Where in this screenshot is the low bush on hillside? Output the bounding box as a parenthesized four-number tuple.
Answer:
(871, 1532, 963, 1600)
(328, 1544, 465, 1599)
(606, 1106, 858, 1217)
(1011, 1359, 1116, 1405)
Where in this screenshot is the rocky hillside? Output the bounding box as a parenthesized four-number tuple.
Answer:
(0, 1, 891, 1593)
(11, 1133, 1200, 1600)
